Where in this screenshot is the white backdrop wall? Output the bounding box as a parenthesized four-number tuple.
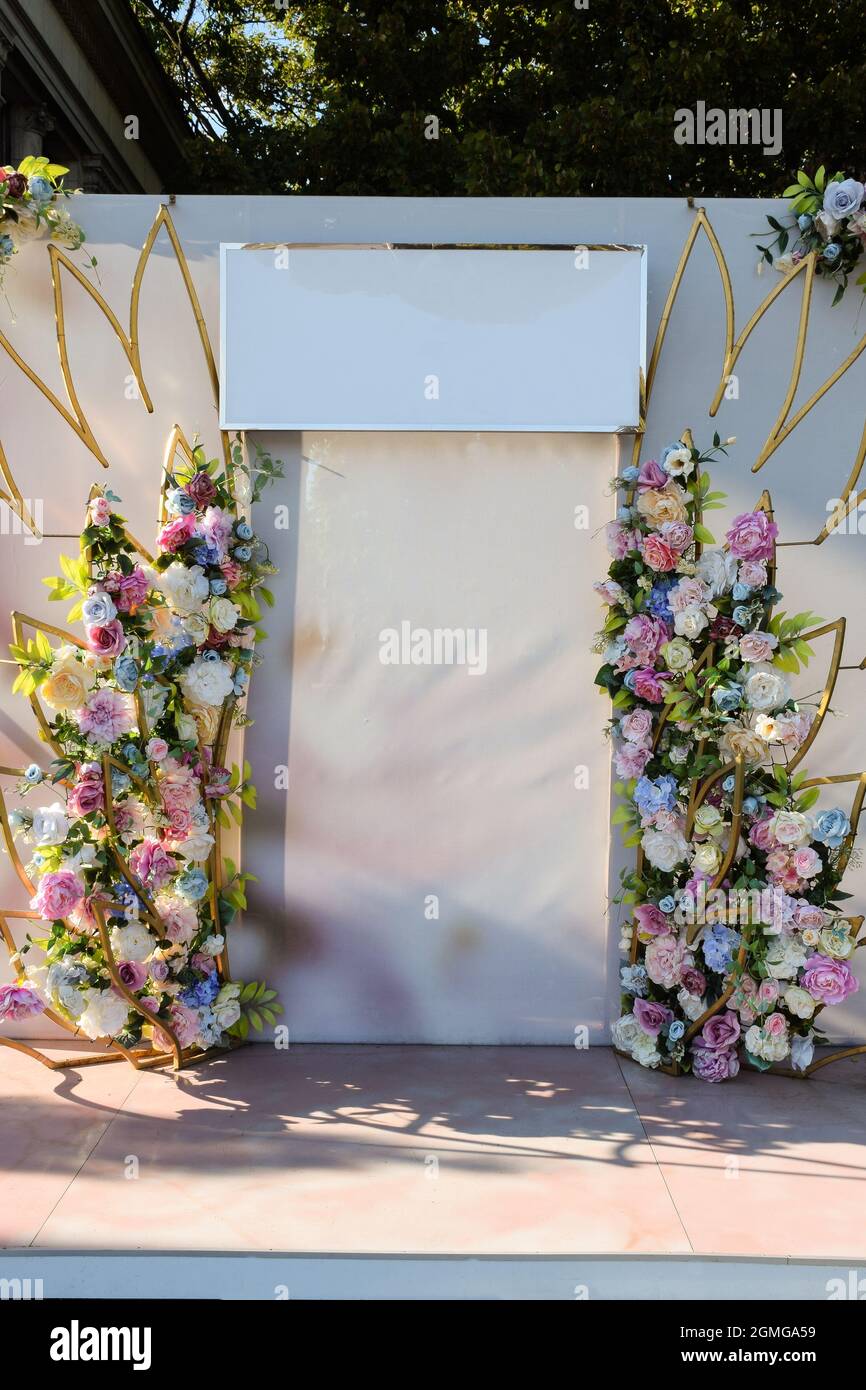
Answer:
(2, 195, 866, 1044)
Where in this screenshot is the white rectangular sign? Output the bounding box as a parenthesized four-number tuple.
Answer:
(219, 243, 645, 432)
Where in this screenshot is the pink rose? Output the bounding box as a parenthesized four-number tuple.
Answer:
(630, 668, 670, 703)
(606, 521, 641, 560)
(614, 744, 651, 779)
(681, 966, 707, 997)
(106, 566, 150, 613)
(792, 902, 827, 930)
(634, 903, 670, 940)
(645, 934, 686, 990)
(633, 997, 673, 1037)
(185, 471, 217, 508)
(86, 619, 126, 658)
(658, 520, 694, 554)
(668, 577, 707, 613)
(640, 534, 678, 573)
(31, 870, 85, 920)
(698, 1012, 741, 1051)
(157, 513, 198, 552)
(138, 994, 160, 1012)
(799, 955, 859, 1005)
(791, 847, 822, 880)
(146, 737, 169, 762)
(154, 1002, 199, 1051)
(738, 560, 767, 588)
(738, 632, 777, 663)
(620, 707, 654, 744)
(129, 839, 177, 890)
(0, 983, 45, 1021)
(726, 511, 778, 561)
(118, 961, 148, 991)
(67, 763, 105, 818)
(637, 459, 667, 490)
(593, 580, 625, 606)
(89, 496, 112, 526)
(749, 815, 778, 853)
(220, 559, 243, 589)
(764, 1010, 788, 1037)
(191, 951, 217, 975)
(757, 978, 780, 1008)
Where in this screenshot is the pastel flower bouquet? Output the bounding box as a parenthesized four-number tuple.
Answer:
(596, 435, 862, 1081)
(0, 435, 284, 1068)
(0, 156, 86, 289)
(756, 168, 866, 304)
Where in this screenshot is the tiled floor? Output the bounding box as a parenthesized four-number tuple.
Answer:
(2, 1042, 866, 1258)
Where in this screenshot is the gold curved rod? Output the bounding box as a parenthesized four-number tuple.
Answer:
(631, 210, 734, 470)
(0, 782, 38, 896)
(797, 771, 866, 876)
(0, 440, 41, 538)
(92, 897, 183, 1070)
(709, 250, 814, 411)
(807, 414, 866, 545)
(11, 611, 86, 756)
(785, 618, 847, 771)
(685, 756, 745, 947)
(130, 205, 218, 407)
(158, 423, 199, 528)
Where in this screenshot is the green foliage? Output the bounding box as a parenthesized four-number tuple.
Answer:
(131, 2, 866, 197)
(228, 980, 283, 1039)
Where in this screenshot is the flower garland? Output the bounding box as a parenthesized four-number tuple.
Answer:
(756, 167, 866, 304)
(0, 438, 283, 1058)
(596, 436, 860, 1081)
(0, 156, 86, 288)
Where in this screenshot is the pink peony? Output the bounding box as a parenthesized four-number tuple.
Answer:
(640, 534, 678, 573)
(129, 839, 177, 890)
(31, 869, 85, 920)
(67, 763, 105, 818)
(799, 954, 860, 1005)
(77, 688, 136, 745)
(614, 744, 651, 779)
(726, 511, 778, 561)
(200, 506, 233, 558)
(668, 577, 708, 613)
(738, 559, 768, 588)
(155, 895, 199, 944)
(623, 613, 669, 662)
(154, 1002, 199, 1051)
(85, 619, 126, 658)
(0, 983, 45, 1020)
(157, 513, 198, 552)
(105, 566, 150, 613)
(645, 934, 686, 990)
(658, 520, 694, 554)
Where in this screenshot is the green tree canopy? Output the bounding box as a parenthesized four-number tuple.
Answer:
(132, 1, 866, 196)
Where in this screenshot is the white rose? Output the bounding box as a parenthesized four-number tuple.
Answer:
(176, 829, 215, 863)
(692, 841, 722, 875)
(763, 1029, 790, 1063)
(693, 805, 723, 833)
(662, 446, 694, 478)
(210, 596, 241, 633)
(744, 1024, 765, 1058)
(769, 810, 812, 847)
(179, 656, 234, 708)
(673, 605, 709, 640)
(200, 933, 225, 958)
(790, 1032, 815, 1072)
(181, 612, 210, 645)
(743, 663, 790, 712)
(677, 986, 706, 1021)
(612, 1012, 641, 1053)
(641, 827, 689, 872)
(152, 562, 210, 616)
(46, 962, 87, 1018)
(784, 986, 816, 1020)
(78, 987, 131, 1041)
(696, 549, 738, 598)
(108, 921, 154, 963)
(176, 712, 199, 742)
(31, 803, 70, 846)
(632, 1032, 662, 1068)
(213, 999, 241, 1030)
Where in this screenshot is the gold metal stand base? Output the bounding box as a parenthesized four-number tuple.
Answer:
(0, 1033, 246, 1074)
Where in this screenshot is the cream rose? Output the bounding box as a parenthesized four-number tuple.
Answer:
(41, 646, 96, 712)
(769, 810, 812, 848)
(641, 827, 689, 872)
(692, 841, 722, 875)
(673, 606, 709, 641)
(743, 663, 791, 712)
(718, 726, 767, 765)
(210, 596, 241, 633)
(108, 921, 155, 963)
(783, 985, 816, 1019)
(636, 483, 689, 526)
(78, 987, 131, 1041)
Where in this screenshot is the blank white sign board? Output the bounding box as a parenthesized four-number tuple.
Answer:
(219, 244, 645, 431)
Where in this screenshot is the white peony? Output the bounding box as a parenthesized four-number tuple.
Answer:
(31, 803, 70, 846)
(175, 829, 215, 863)
(641, 827, 689, 872)
(109, 921, 154, 963)
(78, 987, 131, 1041)
(764, 935, 808, 980)
(200, 933, 225, 958)
(152, 562, 209, 616)
(743, 663, 790, 712)
(696, 549, 738, 598)
(179, 656, 234, 708)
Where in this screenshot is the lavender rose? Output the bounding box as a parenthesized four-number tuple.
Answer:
(691, 1042, 740, 1083)
(698, 1011, 741, 1052)
(633, 997, 674, 1037)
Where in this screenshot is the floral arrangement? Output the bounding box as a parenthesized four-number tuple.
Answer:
(756, 167, 866, 304)
(0, 156, 86, 289)
(0, 436, 284, 1061)
(595, 435, 861, 1082)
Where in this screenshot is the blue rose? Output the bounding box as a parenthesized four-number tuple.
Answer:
(658, 895, 676, 913)
(732, 582, 752, 602)
(24, 763, 43, 784)
(210, 578, 227, 596)
(28, 175, 53, 204)
(176, 868, 209, 902)
(621, 465, 639, 483)
(712, 683, 742, 713)
(813, 807, 851, 849)
(743, 796, 759, 816)
(668, 1020, 685, 1042)
(113, 654, 139, 691)
(823, 242, 842, 264)
(0, 234, 14, 257)
(732, 605, 752, 627)
(616, 506, 633, 523)
(722, 774, 736, 792)
(166, 487, 195, 516)
(797, 213, 813, 233)
(235, 522, 254, 542)
(201, 649, 221, 663)
(233, 545, 252, 562)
